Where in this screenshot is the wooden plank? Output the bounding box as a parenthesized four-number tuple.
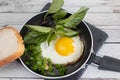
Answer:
(0, 78, 10, 80)
(26, 0, 120, 6)
(0, 5, 120, 13)
(0, 13, 37, 25)
(96, 26, 120, 30)
(97, 45, 120, 59)
(85, 13, 120, 26)
(0, 61, 39, 78)
(0, 0, 120, 13)
(0, 0, 120, 7)
(63, 5, 120, 13)
(82, 64, 120, 78)
(98, 44, 120, 52)
(0, 0, 49, 13)
(97, 44, 120, 59)
(64, 0, 120, 6)
(102, 30, 120, 42)
(0, 13, 120, 26)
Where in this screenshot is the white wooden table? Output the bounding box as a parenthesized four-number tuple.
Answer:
(0, 0, 120, 80)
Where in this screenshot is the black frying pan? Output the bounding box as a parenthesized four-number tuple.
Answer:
(19, 11, 120, 79)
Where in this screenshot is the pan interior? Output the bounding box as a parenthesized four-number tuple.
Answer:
(20, 12, 92, 77)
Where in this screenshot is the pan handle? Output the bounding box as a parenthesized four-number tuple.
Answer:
(92, 55, 120, 72)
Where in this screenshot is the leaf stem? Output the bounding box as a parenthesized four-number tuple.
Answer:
(44, 13, 48, 21)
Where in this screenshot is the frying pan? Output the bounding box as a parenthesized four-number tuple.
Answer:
(19, 11, 120, 79)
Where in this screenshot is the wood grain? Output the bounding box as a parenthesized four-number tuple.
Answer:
(0, 78, 10, 80)
(0, 13, 120, 26)
(0, 5, 120, 13)
(0, 0, 120, 13)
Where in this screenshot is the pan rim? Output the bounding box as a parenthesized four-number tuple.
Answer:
(19, 11, 94, 79)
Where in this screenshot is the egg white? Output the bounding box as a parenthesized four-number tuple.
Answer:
(40, 36, 84, 65)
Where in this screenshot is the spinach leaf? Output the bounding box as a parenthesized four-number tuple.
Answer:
(24, 31, 48, 44)
(47, 30, 56, 45)
(58, 7, 89, 29)
(24, 31, 40, 43)
(52, 9, 67, 22)
(26, 25, 52, 33)
(44, 0, 64, 20)
(48, 0, 64, 13)
(55, 25, 78, 37)
(64, 28, 79, 37)
(55, 25, 65, 36)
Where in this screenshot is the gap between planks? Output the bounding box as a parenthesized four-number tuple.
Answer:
(0, 5, 120, 13)
(0, 13, 120, 26)
(0, 0, 120, 6)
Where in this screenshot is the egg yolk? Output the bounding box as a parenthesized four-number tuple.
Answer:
(55, 37, 74, 56)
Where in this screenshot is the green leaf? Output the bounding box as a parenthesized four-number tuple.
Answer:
(47, 31, 56, 45)
(55, 25, 65, 35)
(55, 25, 78, 37)
(44, 0, 64, 20)
(48, 0, 64, 13)
(58, 7, 89, 29)
(24, 31, 39, 43)
(24, 32, 48, 44)
(52, 9, 67, 22)
(64, 28, 79, 37)
(26, 25, 52, 33)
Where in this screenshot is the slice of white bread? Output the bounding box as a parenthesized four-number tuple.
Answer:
(0, 26, 24, 67)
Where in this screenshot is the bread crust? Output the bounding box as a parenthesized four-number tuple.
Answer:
(0, 26, 24, 67)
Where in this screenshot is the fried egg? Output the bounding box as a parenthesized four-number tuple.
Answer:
(40, 36, 84, 65)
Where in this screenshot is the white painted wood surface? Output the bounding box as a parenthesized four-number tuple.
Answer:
(0, 0, 120, 80)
